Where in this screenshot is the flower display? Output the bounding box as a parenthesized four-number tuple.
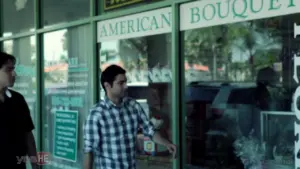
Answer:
(233, 130, 266, 169)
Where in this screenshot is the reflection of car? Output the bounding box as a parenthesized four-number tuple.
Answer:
(210, 84, 258, 136)
(185, 82, 258, 167)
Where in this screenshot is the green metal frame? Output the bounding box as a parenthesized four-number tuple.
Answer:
(0, 0, 196, 168)
(0, 0, 3, 50)
(34, 0, 42, 154)
(90, 0, 99, 103)
(171, 3, 181, 169)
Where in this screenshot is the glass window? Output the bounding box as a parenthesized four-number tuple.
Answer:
(101, 0, 164, 13)
(183, 12, 299, 169)
(43, 25, 92, 169)
(3, 36, 37, 138)
(42, 0, 89, 27)
(1, 0, 34, 37)
(99, 34, 173, 169)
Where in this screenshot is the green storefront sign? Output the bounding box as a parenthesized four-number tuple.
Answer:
(53, 110, 79, 162)
(190, 0, 295, 23)
(180, 0, 299, 31)
(104, 0, 144, 10)
(98, 13, 171, 37)
(97, 7, 171, 42)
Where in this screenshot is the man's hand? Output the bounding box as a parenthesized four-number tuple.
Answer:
(152, 132, 177, 159)
(165, 143, 177, 159)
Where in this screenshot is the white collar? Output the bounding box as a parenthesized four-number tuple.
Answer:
(5, 89, 12, 98)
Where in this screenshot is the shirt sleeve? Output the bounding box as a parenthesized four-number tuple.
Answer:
(136, 102, 155, 139)
(20, 95, 35, 132)
(83, 108, 101, 153)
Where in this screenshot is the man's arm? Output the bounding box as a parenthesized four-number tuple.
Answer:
(27, 132, 38, 169)
(152, 131, 170, 146)
(83, 109, 101, 169)
(20, 95, 38, 168)
(84, 153, 94, 169)
(136, 102, 177, 158)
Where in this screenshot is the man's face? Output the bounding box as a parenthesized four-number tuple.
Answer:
(106, 74, 127, 98)
(0, 61, 16, 88)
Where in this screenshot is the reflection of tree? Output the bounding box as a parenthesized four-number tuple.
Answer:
(185, 27, 224, 80)
(120, 38, 148, 71)
(45, 70, 66, 83)
(184, 19, 282, 82)
(230, 62, 247, 81)
(60, 32, 68, 63)
(60, 54, 68, 63)
(237, 21, 281, 80)
(62, 32, 68, 51)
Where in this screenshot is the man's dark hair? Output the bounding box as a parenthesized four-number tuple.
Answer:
(101, 64, 126, 92)
(0, 52, 16, 69)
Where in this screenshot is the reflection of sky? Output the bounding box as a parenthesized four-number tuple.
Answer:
(44, 29, 67, 62)
(101, 40, 119, 51)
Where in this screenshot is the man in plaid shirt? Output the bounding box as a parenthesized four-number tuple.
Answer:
(83, 65, 176, 169)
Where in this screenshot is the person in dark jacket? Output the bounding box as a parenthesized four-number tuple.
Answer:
(255, 66, 279, 110)
(0, 52, 38, 169)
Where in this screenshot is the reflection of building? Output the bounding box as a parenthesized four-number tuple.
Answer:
(1, 0, 300, 169)
(44, 63, 68, 88)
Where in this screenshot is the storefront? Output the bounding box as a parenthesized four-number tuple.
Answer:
(0, 0, 299, 169)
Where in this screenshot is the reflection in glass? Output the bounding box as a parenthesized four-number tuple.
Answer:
(184, 21, 283, 83)
(43, 26, 92, 169)
(3, 36, 37, 138)
(1, 0, 34, 36)
(99, 34, 173, 169)
(100, 35, 172, 86)
(184, 14, 299, 169)
(42, 0, 89, 27)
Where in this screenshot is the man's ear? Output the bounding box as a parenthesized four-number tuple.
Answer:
(104, 82, 110, 89)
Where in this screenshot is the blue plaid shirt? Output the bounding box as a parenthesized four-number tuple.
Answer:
(83, 96, 155, 169)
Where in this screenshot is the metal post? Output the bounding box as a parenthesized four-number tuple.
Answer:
(171, 2, 184, 169)
(0, 0, 3, 50)
(34, 0, 43, 157)
(90, 0, 99, 104)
